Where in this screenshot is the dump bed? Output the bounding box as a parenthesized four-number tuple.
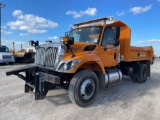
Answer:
(114, 20, 154, 63)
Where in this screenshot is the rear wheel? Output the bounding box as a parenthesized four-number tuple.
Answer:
(131, 76, 137, 82)
(69, 70, 99, 107)
(137, 64, 148, 83)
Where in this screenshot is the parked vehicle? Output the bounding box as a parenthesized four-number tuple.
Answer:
(0, 45, 15, 64)
(11, 42, 35, 63)
(6, 17, 154, 107)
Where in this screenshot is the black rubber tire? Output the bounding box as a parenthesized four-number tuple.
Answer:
(68, 70, 99, 107)
(136, 64, 148, 83)
(131, 76, 137, 82)
(10, 62, 14, 65)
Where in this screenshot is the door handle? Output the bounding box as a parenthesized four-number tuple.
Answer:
(114, 53, 116, 60)
(104, 47, 107, 51)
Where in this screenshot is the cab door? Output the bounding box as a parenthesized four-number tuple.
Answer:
(98, 26, 119, 67)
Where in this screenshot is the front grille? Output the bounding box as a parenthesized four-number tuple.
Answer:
(35, 47, 59, 67)
(2, 55, 12, 59)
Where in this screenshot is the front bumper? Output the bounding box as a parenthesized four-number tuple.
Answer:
(0, 59, 15, 63)
(6, 64, 60, 84)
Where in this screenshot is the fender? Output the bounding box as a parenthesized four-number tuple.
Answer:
(63, 52, 106, 74)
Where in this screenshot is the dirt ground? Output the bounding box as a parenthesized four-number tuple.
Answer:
(0, 59, 160, 120)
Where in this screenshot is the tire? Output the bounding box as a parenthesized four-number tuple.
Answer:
(10, 62, 14, 65)
(136, 64, 148, 83)
(69, 70, 99, 107)
(131, 76, 137, 82)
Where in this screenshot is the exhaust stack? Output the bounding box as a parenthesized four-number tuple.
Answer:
(12, 42, 15, 51)
(21, 44, 23, 50)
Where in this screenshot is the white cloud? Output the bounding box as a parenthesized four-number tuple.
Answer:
(1, 38, 27, 50)
(66, 11, 81, 18)
(137, 39, 160, 55)
(66, 7, 97, 18)
(1, 38, 45, 51)
(1, 30, 12, 34)
(4, 31, 12, 34)
(12, 10, 23, 17)
(1, 26, 7, 29)
(130, 4, 152, 15)
(1, 26, 12, 34)
(7, 10, 58, 34)
(116, 11, 126, 16)
(138, 39, 160, 44)
(28, 29, 47, 34)
(83, 8, 97, 16)
(48, 36, 59, 40)
(19, 33, 29, 36)
(2, 38, 26, 45)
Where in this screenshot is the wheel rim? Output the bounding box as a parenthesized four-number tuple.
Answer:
(80, 79, 95, 100)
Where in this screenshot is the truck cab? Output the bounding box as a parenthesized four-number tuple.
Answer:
(6, 17, 154, 107)
(0, 46, 15, 64)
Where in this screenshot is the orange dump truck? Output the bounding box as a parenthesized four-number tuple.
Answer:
(6, 17, 154, 107)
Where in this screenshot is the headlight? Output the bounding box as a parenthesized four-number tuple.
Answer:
(63, 63, 68, 70)
(57, 60, 81, 71)
(71, 61, 75, 68)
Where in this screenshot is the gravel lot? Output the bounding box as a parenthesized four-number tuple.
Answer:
(0, 59, 160, 120)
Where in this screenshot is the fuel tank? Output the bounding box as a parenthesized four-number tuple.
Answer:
(105, 71, 122, 85)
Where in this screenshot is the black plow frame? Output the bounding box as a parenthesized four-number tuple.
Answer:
(6, 65, 60, 100)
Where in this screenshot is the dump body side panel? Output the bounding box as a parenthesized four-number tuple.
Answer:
(127, 46, 153, 62)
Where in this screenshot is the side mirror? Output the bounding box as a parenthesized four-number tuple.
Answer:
(35, 41, 39, 47)
(68, 37, 74, 45)
(29, 40, 39, 47)
(29, 40, 34, 46)
(61, 36, 74, 45)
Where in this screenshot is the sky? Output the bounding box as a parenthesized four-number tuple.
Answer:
(1, 0, 160, 55)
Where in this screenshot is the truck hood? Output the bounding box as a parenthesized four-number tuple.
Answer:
(63, 42, 98, 59)
(71, 42, 97, 52)
(64, 42, 98, 58)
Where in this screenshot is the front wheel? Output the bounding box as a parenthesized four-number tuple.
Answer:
(69, 70, 99, 107)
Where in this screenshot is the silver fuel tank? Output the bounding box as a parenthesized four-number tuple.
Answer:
(105, 71, 122, 85)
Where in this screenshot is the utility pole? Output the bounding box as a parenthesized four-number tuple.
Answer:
(0, 2, 6, 46)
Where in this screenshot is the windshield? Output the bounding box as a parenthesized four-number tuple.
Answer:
(0, 47, 9, 52)
(69, 26, 102, 44)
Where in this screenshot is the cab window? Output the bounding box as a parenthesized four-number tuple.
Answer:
(102, 27, 115, 46)
(0, 47, 9, 52)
